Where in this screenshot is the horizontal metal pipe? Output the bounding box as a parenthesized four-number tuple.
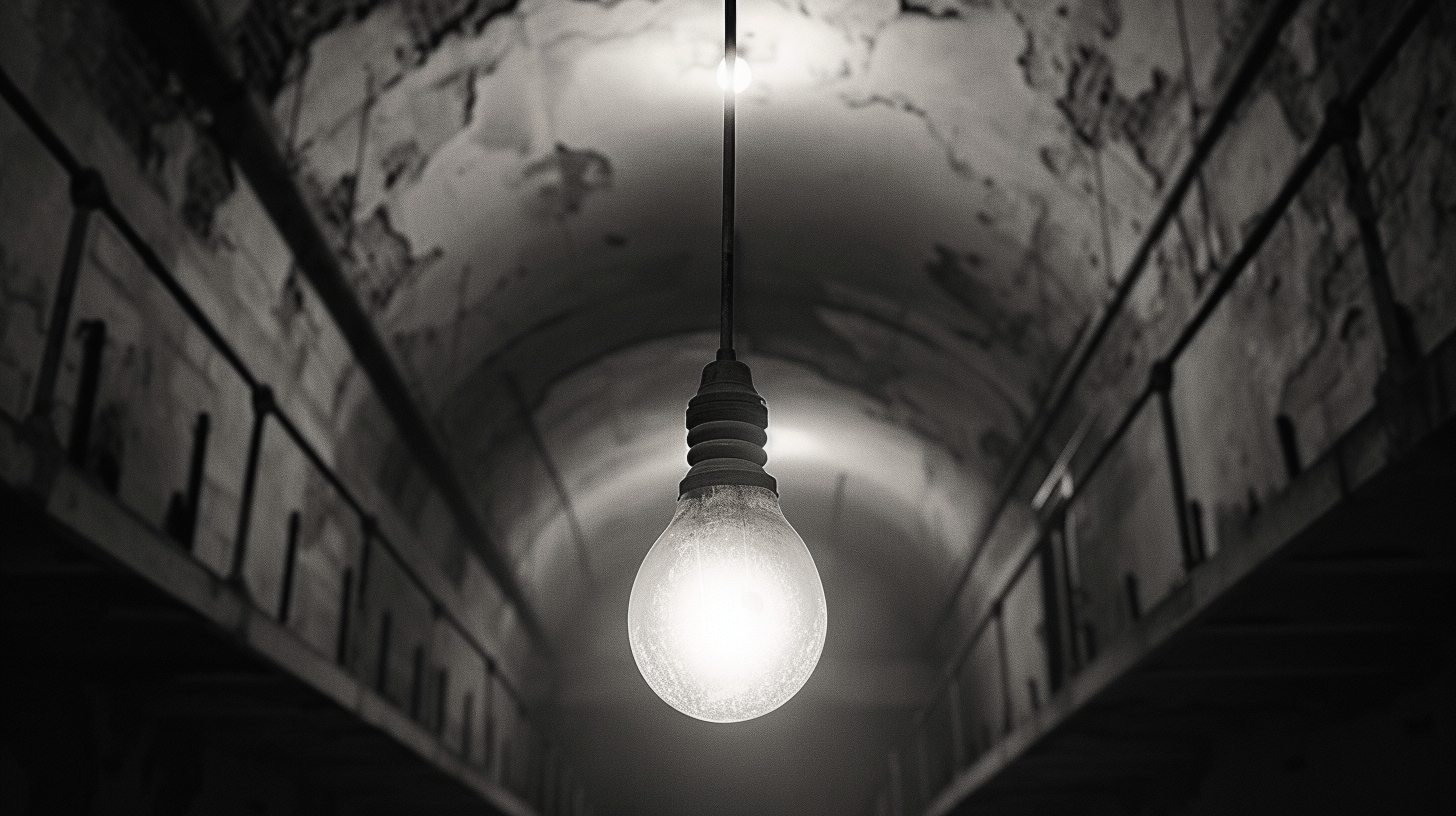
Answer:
(100, 202, 260, 392)
(0, 57, 537, 716)
(0, 68, 83, 175)
(916, 0, 1436, 802)
(115, 0, 549, 649)
(930, 0, 1306, 639)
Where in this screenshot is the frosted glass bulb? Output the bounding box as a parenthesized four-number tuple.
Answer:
(717, 56, 752, 93)
(629, 484, 827, 722)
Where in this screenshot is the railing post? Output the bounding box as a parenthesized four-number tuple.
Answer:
(343, 515, 374, 672)
(1275, 414, 1303, 480)
(165, 413, 210, 548)
(336, 567, 354, 665)
(483, 659, 497, 778)
(1152, 359, 1201, 570)
(230, 385, 273, 592)
(947, 673, 967, 770)
(376, 611, 393, 697)
(436, 667, 449, 737)
(67, 320, 107, 472)
(30, 169, 106, 426)
(357, 515, 375, 608)
(461, 690, 474, 759)
(413, 603, 441, 723)
(1125, 573, 1142, 622)
(1057, 513, 1084, 672)
(993, 602, 1013, 735)
(410, 644, 425, 720)
(1330, 100, 1428, 449)
(1037, 523, 1071, 693)
(277, 510, 301, 623)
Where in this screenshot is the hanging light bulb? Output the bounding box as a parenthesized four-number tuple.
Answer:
(629, 362, 827, 722)
(628, 0, 826, 723)
(716, 55, 752, 93)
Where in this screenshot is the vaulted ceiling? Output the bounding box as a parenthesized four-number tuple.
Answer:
(233, 0, 1237, 811)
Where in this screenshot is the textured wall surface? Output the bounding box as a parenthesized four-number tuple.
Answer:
(0, 0, 538, 767)
(1, 0, 1453, 813)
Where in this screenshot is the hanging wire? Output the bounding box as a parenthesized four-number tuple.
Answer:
(718, 0, 737, 360)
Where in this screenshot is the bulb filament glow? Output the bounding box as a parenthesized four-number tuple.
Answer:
(717, 56, 751, 93)
(629, 0, 822, 724)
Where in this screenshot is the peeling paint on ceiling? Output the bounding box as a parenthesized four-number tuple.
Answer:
(220, 0, 1274, 812)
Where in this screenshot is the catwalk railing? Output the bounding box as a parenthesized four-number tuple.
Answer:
(0, 66, 588, 816)
(873, 0, 1440, 813)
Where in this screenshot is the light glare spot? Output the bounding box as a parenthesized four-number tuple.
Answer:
(717, 56, 752, 93)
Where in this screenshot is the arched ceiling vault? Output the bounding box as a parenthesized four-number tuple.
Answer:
(245, 0, 1233, 811)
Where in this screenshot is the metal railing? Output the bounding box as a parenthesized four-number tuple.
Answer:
(874, 0, 1438, 813)
(0, 64, 588, 816)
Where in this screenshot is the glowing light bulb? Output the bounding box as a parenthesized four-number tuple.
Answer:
(717, 56, 752, 93)
(629, 484, 826, 722)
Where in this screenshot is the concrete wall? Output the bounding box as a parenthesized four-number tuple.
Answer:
(930, 0, 1456, 803)
(0, 0, 539, 760)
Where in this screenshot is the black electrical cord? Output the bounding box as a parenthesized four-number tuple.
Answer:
(676, 0, 777, 496)
(719, 0, 736, 361)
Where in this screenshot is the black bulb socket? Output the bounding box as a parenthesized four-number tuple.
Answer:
(679, 359, 777, 496)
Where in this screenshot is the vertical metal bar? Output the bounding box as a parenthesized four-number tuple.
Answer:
(1335, 116, 1421, 374)
(461, 691, 474, 759)
(31, 170, 105, 423)
(182, 412, 210, 548)
(1125, 573, 1143, 622)
(416, 604, 440, 722)
(336, 567, 354, 665)
(357, 517, 375, 608)
(67, 320, 107, 469)
(1187, 500, 1207, 567)
(1153, 361, 1200, 570)
(410, 644, 425, 719)
(1172, 0, 1222, 273)
(1334, 108, 1429, 450)
(376, 611, 393, 696)
(483, 660, 497, 776)
(947, 674, 966, 770)
(230, 385, 273, 588)
(436, 668, 449, 736)
(165, 414, 209, 547)
(1056, 519, 1082, 672)
(1037, 528, 1067, 693)
(993, 603, 1013, 734)
(1276, 414, 1302, 480)
(277, 510, 302, 623)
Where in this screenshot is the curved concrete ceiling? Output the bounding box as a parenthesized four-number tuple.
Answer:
(261, 0, 1229, 811)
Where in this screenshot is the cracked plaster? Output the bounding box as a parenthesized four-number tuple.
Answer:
(251, 4, 1207, 811)
(1, 0, 1443, 812)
